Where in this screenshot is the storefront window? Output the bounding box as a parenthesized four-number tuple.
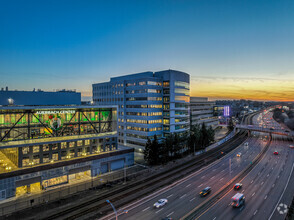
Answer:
(51, 144, 58, 151)
(69, 142, 75, 148)
(42, 175, 68, 188)
(77, 140, 83, 147)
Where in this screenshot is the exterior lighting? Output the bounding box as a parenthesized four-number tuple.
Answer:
(8, 98, 14, 105)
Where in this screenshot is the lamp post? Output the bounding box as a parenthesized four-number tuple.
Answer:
(106, 200, 117, 220)
(106, 200, 128, 220)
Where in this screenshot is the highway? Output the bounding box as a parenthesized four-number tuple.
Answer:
(101, 113, 270, 220)
(197, 111, 294, 220)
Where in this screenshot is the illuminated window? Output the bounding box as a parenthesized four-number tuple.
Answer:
(33, 146, 39, 153)
(43, 145, 49, 152)
(61, 142, 67, 149)
(22, 147, 30, 154)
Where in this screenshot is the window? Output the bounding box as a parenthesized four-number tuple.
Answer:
(147, 81, 162, 86)
(43, 145, 49, 152)
(175, 96, 190, 102)
(175, 81, 189, 89)
(22, 147, 30, 154)
(163, 81, 170, 87)
(33, 146, 39, 153)
(61, 142, 67, 149)
(175, 88, 190, 96)
(163, 119, 170, 124)
(77, 140, 83, 147)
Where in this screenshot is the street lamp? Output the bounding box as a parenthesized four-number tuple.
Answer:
(106, 200, 118, 220)
(106, 200, 128, 220)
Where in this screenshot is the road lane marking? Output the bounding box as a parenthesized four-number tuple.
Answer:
(186, 184, 191, 188)
(251, 180, 253, 183)
(198, 184, 203, 188)
(221, 169, 225, 172)
(272, 184, 275, 188)
(213, 169, 216, 171)
(261, 181, 264, 185)
(252, 192, 255, 197)
(241, 190, 245, 193)
(167, 211, 174, 217)
(201, 176, 205, 179)
(267, 174, 270, 177)
(240, 206, 244, 211)
(142, 207, 150, 212)
(211, 176, 215, 179)
(254, 210, 258, 215)
(264, 195, 267, 200)
(213, 217, 216, 220)
(167, 194, 173, 198)
(155, 208, 163, 214)
(190, 197, 195, 202)
(220, 178, 224, 181)
(180, 194, 187, 199)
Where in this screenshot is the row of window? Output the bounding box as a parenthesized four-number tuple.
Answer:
(126, 119, 162, 124)
(126, 126, 162, 132)
(126, 97, 162, 101)
(126, 112, 162, 116)
(125, 105, 163, 109)
(175, 81, 190, 89)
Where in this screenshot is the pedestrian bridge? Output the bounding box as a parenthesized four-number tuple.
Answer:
(235, 124, 294, 138)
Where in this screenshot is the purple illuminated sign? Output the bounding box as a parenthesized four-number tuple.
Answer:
(224, 106, 230, 117)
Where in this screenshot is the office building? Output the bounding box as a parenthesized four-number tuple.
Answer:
(0, 105, 134, 200)
(92, 70, 190, 150)
(190, 97, 219, 129)
(0, 88, 81, 106)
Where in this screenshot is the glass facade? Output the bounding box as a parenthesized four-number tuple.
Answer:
(0, 107, 116, 142)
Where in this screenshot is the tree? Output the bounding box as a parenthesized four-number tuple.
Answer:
(207, 125, 215, 145)
(228, 118, 234, 131)
(144, 135, 160, 165)
(200, 123, 209, 149)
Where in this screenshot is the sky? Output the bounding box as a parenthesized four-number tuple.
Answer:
(0, 0, 294, 101)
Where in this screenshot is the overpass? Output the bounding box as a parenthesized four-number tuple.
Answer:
(235, 124, 294, 138)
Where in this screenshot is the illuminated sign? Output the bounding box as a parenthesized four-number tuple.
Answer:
(224, 106, 230, 117)
(36, 110, 75, 114)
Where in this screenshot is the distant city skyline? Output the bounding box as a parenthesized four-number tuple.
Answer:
(1, 0, 294, 102)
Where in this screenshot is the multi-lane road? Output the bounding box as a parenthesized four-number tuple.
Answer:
(101, 111, 294, 220)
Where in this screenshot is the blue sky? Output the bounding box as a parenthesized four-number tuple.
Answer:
(0, 0, 294, 101)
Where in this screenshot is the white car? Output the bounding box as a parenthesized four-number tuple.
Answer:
(154, 199, 168, 208)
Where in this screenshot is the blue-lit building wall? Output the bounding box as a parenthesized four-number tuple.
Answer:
(92, 70, 190, 150)
(0, 90, 81, 106)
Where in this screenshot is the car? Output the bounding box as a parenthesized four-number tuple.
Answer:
(290, 145, 294, 149)
(234, 183, 242, 190)
(154, 199, 168, 208)
(274, 151, 279, 155)
(244, 142, 249, 146)
(200, 187, 211, 197)
(231, 193, 245, 208)
(236, 153, 242, 157)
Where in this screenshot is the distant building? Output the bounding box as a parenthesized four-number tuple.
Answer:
(0, 105, 134, 200)
(93, 70, 190, 150)
(0, 87, 81, 106)
(190, 97, 219, 129)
